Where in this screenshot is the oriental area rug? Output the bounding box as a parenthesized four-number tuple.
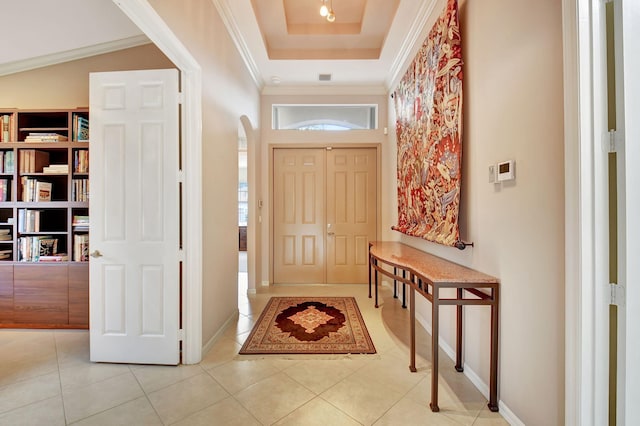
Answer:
(239, 297, 376, 355)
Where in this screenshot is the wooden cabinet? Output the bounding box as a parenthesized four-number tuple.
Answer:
(0, 108, 90, 329)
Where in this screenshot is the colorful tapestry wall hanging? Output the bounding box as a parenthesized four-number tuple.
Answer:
(392, 0, 463, 246)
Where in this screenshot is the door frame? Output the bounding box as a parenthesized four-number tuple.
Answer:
(268, 143, 382, 285)
(115, 0, 203, 364)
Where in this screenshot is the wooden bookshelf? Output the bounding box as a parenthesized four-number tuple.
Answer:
(0, 108, 89, 329)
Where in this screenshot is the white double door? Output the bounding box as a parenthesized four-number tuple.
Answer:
(89, 69, 181, 365)
(273, 147, 377, 284)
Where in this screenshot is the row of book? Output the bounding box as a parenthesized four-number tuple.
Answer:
(0, 150, 15, 173)
(0, 114, 13, 142)
(71, 179, 89, 202)
(73, 233, 89, 262)
(74, 149, 89, 173)
(18, 209, 43, 233)
(21, 178, 52, 202)
(0, 228, 11, 241)
(72, 215, 89, 231)
(19, 149, 49, 173)
(0, 179, 9, 202)
(73, 116, 90, 142)
(17, 236, 67, 262)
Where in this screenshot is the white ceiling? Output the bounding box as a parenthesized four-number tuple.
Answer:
(1, 0, 435, 90)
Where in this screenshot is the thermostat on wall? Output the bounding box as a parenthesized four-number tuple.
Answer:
(496, 160, 515, 182)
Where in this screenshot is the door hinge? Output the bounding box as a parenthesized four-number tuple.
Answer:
(177, 92, 184, 104)
(326, 146, 333, 151)
(177, 170, 185, 183)
(609, 283, 625, 307)
(178, 329, 185, 341)
(178, 249, 185, 262)
(607, 129, 618, 153)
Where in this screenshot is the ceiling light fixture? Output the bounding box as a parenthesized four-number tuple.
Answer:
(319, 0, 328, 17)
(320, 0, 335, 22)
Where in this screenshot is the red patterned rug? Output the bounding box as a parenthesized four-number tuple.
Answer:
(239, 297, 376, 355)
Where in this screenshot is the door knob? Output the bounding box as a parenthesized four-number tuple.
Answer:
(90, 250, 103, 258)
(327, 232, 335, 236)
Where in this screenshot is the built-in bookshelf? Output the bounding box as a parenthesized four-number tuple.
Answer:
(0, 108, 89, 328)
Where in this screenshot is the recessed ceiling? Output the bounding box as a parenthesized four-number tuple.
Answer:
(0, 0, 438, 90)
(250, 0, 399, 60)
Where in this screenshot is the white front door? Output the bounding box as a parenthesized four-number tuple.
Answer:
(89, 69, 181, 365)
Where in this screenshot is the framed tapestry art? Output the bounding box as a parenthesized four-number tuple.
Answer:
(392, 0, 463, 247)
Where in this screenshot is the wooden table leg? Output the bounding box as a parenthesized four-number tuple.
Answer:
(430, 285, 440, 412)
(402, 270, 407, 309)
(374, 258, 379, 308)
(368, 255, 372, 298)
(488, 286, 500, 412)
(455, 287, 464, 372)
(409, 285, 417, 372)
(393, 267, 398, 299)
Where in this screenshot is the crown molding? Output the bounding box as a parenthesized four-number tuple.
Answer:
(0, 34, 150, 77)
(385, 0, 438, 92)
(211, 0, 264, 90)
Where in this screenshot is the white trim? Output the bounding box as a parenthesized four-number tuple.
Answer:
(385, 0, 438, 91)
(114, 0, 203, 364)
(563, 0, 610, 423)
(621, 0, 640, 422)
(201, 310, 240, 355)
(0, 34, 151, 77)
(210, 0, 263, 90)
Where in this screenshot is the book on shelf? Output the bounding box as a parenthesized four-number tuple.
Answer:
(19, 149, 49, 173)
(73, 150, 89, 173)
(22, 178, 53, 202)
(73, 233, 89, 262)
(72, 215, 89, 228)
(73, 116, 90, 142)
(18, 209, 42, 233)
(0, 178, 8, 202)
(43, 164, 69, 174)
(72, 178, 89, 202)
(0, 228, 11, 241)
(35, 181, 52, 202)
(24, 133, 68, 143)
(18, 235, 58, 262)
(0, 114, 13, 142)
(2, 151, 14, 173)
(0, 249, 11, 260)
(39, 254, 69, 262)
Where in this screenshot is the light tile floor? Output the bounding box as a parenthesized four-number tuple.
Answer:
(0, 268, 508, 425)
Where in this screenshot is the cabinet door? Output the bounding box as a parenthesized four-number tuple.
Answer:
(0, 265, 13, 323)
(14, 264, 68, 325)
(69, 263, 89, 327)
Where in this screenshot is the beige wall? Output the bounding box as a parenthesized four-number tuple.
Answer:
(0, 43, 174, 108)
(147, 0, 261, 346)
(384, 0, 565, 424)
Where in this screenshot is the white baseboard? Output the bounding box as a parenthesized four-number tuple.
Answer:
(247, 288, 257, 295)
(201, 310, 239, 355)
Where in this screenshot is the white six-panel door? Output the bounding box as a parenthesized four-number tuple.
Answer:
(89, 69, 180, 365)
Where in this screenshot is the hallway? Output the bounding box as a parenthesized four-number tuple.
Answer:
(0, 280, 507, 425)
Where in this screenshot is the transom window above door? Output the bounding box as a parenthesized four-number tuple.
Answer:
(272, 104, 378, 130)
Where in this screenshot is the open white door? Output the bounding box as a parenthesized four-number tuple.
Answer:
(89, 69, 181, 365)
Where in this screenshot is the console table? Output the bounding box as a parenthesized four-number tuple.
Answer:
(368, 241, 500, 412)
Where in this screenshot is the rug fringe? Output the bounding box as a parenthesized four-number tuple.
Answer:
(233, 353, 381, 361)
